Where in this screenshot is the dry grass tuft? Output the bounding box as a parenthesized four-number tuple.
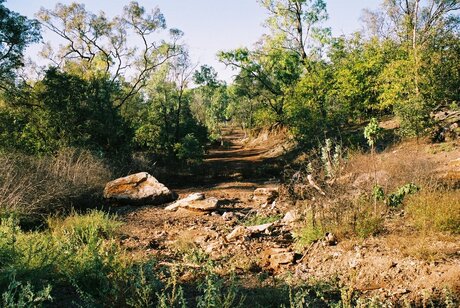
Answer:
(345, 142, 437, 192)
(386, 233, 459, 261)
(0, 148, 111, 218)
(406, 189, 460, 234)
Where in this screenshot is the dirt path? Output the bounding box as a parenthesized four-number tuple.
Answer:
(196, 126, 283, 185)
(117, 127, 284, 259)
(116, 129, 460, 305)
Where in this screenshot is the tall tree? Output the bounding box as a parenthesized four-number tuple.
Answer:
(0, 0, 40, 90)
(134, 52, 206, 159)
(192, 65, 229, 141)
(363, 0, 460, 47)
(220, 47, 301, 124)
(362, 0, 460, 136)
(219, 0, 329, 126)
(259, 0, 329, 61)
(37, 1, 182, 108)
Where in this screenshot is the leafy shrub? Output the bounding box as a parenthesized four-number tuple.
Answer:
(395, 97, 432, 138)
(0, 211, 131, 305)
(364, 118, 382, 149)
(294, 212, 324, 249)
(320, 138, 344, 179)
(174, 133, 205, 165)
(1, 277, 52, 308)
(126, 261, 163, 308)
(197, 270, 244, 308)
(49, 212, 129, 304)
(372, 183, 420, 207)
(284, 281, 342, 308)
(356, 214, 384, 238)
(48, 210, 121, 245)
(156, 267, 187, 308)
(387, 183, 420, 207)
(0, 69, 133, 155)
(372, 184, 385, 201)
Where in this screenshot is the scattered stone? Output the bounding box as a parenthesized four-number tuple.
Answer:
(332, 252, 342, 258)
(270, 251, 295, 266)
(246, 222, 275, 233)
(194, 234, 210, 245)
(204, 241, 223, 258)
(103, 172, 177, 206)
(184, 197, 219, 212)
(392, 289, 410, 295)
(253, 187, 279, 204)
(282, 211, 297, 223)
(261, 248, 295, 270)
(165, 192, 205, 211)
(349, 258, 360, 269)
(165, 193, 218, 213)
(226, 226, 246, 241)
(431, 109, 460, 142)
(323, 232, 337, 246)
(222, 212, 235, 221)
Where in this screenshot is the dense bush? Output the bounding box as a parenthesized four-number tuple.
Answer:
(1, 69, 133, 155)
(174, 133, 205, 166)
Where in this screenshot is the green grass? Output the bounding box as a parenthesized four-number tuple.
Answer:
(293, 212, 324, 249)
(242, 214, 282, 227)
(0, 211, 131, 306)
(1, 201, 457, 306)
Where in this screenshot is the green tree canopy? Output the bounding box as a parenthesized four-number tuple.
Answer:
(0, 0, 40, 89)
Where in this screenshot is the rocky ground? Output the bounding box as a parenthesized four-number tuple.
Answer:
(111, 127, 460, 305)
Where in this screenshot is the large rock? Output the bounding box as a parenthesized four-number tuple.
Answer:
(165, 193, 205, 211)
(185, 198, 219, 212)
(260, 248, 295, 271)
(165, 193, 218, 212)
(103, 172, 177, 205)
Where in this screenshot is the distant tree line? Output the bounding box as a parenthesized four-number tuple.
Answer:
(1, 0, 459, 163)
(220, 0, 460, 144)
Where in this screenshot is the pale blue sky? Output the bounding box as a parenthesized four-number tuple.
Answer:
(6, 0, 381, 81)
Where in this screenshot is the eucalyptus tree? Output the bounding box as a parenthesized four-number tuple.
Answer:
(362, 0, 460, 91)
(259, 0, 329, 62)
(134, 50, 207, 160)
(37, 1, 183, 108)
(362, 0, 460, 47)
(363, 0, 460, 136)
(0, 0, 40, 90)
(192, 65, 230, 141)
(219, 0, 329, 127)
(220, 47, 301, 125)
